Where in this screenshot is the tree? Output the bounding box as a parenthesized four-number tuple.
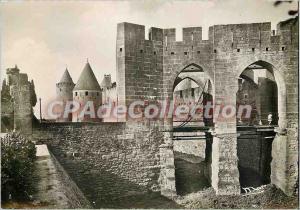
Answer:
(274, 1, 299, 25)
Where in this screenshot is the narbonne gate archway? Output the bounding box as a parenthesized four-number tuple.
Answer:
(236, 61, 279, 192)
(235, 59, 291, 194)
(172, 64, 214, 195)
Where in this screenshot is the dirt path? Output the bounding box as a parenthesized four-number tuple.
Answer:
(30, 145, 72, 208)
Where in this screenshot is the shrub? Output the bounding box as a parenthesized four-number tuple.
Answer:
(1, 133, 36, 202)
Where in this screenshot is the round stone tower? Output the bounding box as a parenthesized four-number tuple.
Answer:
(72, 61, 102, 122)
(56, 68, 75, 122)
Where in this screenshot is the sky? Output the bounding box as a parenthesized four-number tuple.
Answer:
(0, 0, 298, 118)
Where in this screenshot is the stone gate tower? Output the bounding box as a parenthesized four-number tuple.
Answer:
(116, 19, 298, 197)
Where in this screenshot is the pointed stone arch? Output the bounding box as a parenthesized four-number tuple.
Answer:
(181, 63, 204, 72)
(236, 60, 286, 129)
(235, 59, 294, 195)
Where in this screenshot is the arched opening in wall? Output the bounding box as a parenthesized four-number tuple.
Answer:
(173, 78, 205, 127)
(172, 63, 213, 196)
(236, 61, 278, 192)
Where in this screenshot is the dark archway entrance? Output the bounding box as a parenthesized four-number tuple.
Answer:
(236, 61, 278, 192)
(172, 64, 213, 195)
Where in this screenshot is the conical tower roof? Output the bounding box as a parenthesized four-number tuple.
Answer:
(74, 62, 101, 91)
(59, 68, 74, 84)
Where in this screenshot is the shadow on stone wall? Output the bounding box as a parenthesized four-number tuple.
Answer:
(34, 122, 180, 208)
(237, 126, 274, 189)
(50, 149, 180, 209)
(174, 152, 211, 196)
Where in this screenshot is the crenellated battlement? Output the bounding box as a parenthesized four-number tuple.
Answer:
(117, 19, 297, 54)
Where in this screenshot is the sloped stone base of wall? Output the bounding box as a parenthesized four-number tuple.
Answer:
(33, 122, 171, 208)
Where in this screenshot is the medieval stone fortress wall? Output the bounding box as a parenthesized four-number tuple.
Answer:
(1, 18, 298, 208)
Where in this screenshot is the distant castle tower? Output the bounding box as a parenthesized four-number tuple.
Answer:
(72, 61, 102, 122)
(101, 74, 117, 106)
(101, 74, 112, 89)
(56, 68, 75, 122)
(1, 65, 37, 134)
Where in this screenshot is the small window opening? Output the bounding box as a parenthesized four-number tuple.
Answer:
(191, 88, 195, 97)
(171, 52, 175, 55)
(184, 52, 188, 55)
(282, 47, 285, 51)
(85, 91, 88, 96)
(180, 90, 183, 98)
(214, 49, 217, 53)
(75, 92, 78, 96)
(119, 48, 122, 52)
(140, 49, 143, 53)
(97, 92, 99, 96)
(165, 35, 168, 47)
(252, 48, 255, 52)
(266, 47, 269, 51)
(154, 51, 156, 55)
(197, 51, 200, 54)
(237, 49, 240, 52)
